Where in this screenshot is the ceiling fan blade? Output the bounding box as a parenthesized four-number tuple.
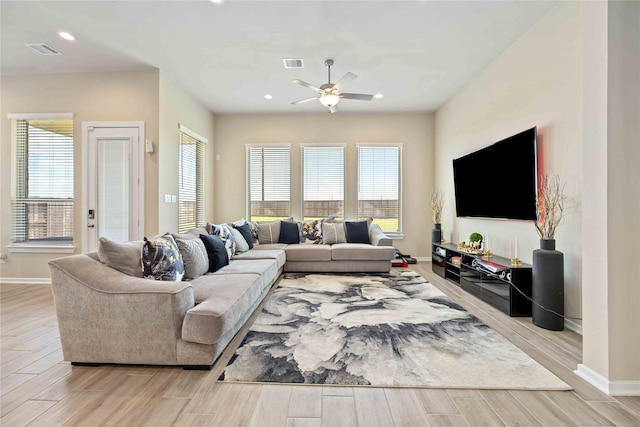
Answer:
(329, 105, 338, 114)
(333, 72, 357, 91)
(291, 79, 322, 93)
(291, 96, 320, 105)
(340, 93, 374, 101)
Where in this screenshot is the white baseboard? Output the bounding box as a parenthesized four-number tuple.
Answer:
(416, 257, 430, 262)
(0, 277, 51, 285)
(575, 364, 640, 396)
(564, 318, 583, 335)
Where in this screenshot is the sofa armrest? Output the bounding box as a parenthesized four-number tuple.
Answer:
(48, 254, 194, 365)
(369, 223, 393, 246)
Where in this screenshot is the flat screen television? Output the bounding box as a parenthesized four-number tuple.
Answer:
(452, 127, 538, 220)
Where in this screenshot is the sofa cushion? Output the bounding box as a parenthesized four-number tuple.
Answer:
(98, 237, 144, 278)
(213, 259, 279, 291)
(175, 238, 209, 280)
(321, 222, 346, 244)
(257, 221, 281, 244)
(285, 244, 332, 262)
(345, 220, 370, 244)
(200, 234, 229, 272)
(279, 220, 299, 244)
(331, 243, 395, 261)
(142, 233, 185, 281)
(233, 223, 254, 249)
(183, 273, 263, 345)
(301, 219, 321, 243)
(252, 243, 288, 250)
(231, 249, 286, 270)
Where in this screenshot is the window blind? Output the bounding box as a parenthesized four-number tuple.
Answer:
(178, 129, 205, 233)
(302, 146, 345, 220)
(358, 145, 401, 233)
(247, 146, 291, 221)
(10, 118, 74, 243)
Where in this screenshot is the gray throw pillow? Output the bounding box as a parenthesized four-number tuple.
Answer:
(229, 227, 249, 254)
(321, 222, 347, 244)
(98, 237, 144, 277)
(175, 238, 209, 280)
(257, 221, 281, 244)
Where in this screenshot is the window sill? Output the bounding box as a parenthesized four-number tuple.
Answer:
(386, 233, 404, 240)
(7, 244, 76, 254)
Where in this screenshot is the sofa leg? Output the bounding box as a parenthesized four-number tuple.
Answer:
(182, 364, 213, 371)
(71, 362, 101, 367)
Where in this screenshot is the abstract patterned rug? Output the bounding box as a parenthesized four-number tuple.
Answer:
(218, 271, 570, 390)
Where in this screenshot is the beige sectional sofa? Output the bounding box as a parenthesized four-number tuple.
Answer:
(48, 223, 394, 369)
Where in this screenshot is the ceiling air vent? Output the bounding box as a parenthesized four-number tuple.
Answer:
(283, 58, 304, 69)
(25, 43, 62, 55)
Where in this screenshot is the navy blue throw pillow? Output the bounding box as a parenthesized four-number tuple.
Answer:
(234, 223, 254, 249)
(345, 221, 370, 244)
(279, 220, 299, 244)
(200, 234, 229, 272)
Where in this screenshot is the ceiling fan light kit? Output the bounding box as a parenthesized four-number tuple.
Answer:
(291, 59, 374, 113)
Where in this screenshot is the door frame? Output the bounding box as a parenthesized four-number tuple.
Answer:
(81, 121, 145, 252)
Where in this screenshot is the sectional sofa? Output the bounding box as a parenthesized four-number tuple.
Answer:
(48, 222, 395, 369)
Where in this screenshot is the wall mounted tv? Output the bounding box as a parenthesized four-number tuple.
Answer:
(452, 127, 538, 221)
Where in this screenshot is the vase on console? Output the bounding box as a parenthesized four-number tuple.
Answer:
(532, 239, 564, 331)
(432, 223, 442, 244)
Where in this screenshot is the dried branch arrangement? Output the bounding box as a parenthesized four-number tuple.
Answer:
(431, 189, 445, 224)
(535, 175, 565, 240)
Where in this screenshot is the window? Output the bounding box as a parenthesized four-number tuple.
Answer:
(358, 145, 401, 234)
(9, 115, 74, 245)
(178, 125, 206, 233)
(247, 145, 291, 221)
(302, 145, 345, 220)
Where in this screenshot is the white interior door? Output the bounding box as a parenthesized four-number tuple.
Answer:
(83, 124, 144, 252)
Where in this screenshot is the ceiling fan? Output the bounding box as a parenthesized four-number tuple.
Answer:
(291, 59, 373, 113)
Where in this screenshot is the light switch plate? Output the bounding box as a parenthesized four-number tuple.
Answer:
(171, 195, 177, 203)
(164, 194, 171, 203)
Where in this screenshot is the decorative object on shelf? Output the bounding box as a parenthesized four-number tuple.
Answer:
(431, 189, 444, 243)
(511, 236, 521, 266)
(469, 232, 483, 248)
(484, 233, 492, 258)
(532, 175, 565, 331)
(456, 241, 485, 256)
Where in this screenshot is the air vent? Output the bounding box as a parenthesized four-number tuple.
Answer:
(25, 44, 62, 55)
(283, 58, 304, 69)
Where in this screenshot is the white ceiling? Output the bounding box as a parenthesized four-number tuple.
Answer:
(1, 1, 558, 114)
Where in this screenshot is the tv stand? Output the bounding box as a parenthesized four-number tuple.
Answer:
(431, 242, 532, 317)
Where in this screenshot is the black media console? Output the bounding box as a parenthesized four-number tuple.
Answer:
(431, 242, 532, 317)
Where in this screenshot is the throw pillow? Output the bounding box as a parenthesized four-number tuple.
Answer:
(345, 220, 371, 244)
(257, 221, 281, 244)
(209, 224, 236, 260)
(200, 234, 229, 272)
(175, 238, 209, 280)
(229, 227, 249, 254)
(233, 223, 254, 249)
(279, 220, 299, 244)
(98, 237, 145, 278)
(321, 222, 347, 245)
(301, 220, 321, 243)
(141, 233, 185, 281)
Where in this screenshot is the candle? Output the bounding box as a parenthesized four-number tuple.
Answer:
(485, 234, 489, 250)
(458, 230, 461, 244)
(515, 236, 518, 259)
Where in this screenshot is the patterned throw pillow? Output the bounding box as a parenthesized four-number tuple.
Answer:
(321, 221, 347, 245)
(209, 224, 236, 260)
(174, 238, 209, 280)
(141, 233, 185, 281)
(301, 220, 321, 243)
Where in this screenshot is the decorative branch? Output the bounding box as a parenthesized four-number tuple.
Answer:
(535, 175, 565, 240)
(431, 189, 445, 224)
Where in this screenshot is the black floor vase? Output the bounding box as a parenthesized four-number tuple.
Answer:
(532, 239, 564, 331)
(431, 224, 442, 244)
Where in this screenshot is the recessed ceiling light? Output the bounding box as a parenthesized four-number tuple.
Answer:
(264, 94, 273, 100)
(210, 0, 225, 4)
(374, 93, 384, 99)
(58, 32, 76, 41)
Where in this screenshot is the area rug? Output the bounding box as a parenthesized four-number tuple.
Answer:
(218, 271, 570, 390)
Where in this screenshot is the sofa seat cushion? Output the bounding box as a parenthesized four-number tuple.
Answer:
(331, 243, 395, 261)
(285, 244, 332, 262)
(183, 273, 263, 345)
(232, 249, 286, 270)
(253, 243, 288, 250)
(213, 259, 279, 291)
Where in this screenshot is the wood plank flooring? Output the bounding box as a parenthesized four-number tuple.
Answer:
(1, 263, 639, 426)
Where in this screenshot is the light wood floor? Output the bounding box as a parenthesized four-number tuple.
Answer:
(1, 263, 639, 427)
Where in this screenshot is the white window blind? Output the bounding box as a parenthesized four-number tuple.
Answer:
(10, 118, 74, 243)
(358, 145, 401, 233)
(178, 127, 205, 233)
(247, 146, 291, 221)
(302, 145, 345, 220)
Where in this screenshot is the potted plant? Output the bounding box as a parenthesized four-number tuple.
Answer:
(469, 232, 483, 249)
(532, 175, 565, 331)
(431, 189, 444, 243)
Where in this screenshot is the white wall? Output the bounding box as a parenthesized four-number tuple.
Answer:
(213, 113, 434, 258)
(434, 2, 583, 323)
